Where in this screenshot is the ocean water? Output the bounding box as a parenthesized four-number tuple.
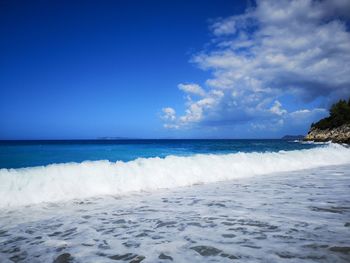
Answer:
(0, 139, 321, 169)
(0, 140, 350, 262)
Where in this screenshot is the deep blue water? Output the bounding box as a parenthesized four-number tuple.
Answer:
(0, 139, 318, 169)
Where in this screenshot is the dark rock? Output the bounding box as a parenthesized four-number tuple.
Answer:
(191, 245, 222, 256)
(109, 253, 136, 260)
(56, 245, 67, 252)
(159, 253, 173, 260)
(329, 246, 350, 254)
(109, 253, 145, 262)
(220, 253, 238, 259)
(130, 256, 145, 263)
(53, 253, 73, 263)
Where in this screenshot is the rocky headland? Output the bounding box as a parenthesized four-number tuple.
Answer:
(304, 98, 350, 144)
(304, 124, 350, 143)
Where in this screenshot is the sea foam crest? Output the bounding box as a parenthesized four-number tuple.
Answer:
(0, 144, 350, 208)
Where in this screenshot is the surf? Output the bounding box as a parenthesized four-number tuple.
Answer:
(0, 143, 350, 208)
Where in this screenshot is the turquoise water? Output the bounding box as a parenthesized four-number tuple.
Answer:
(0, 139, 317, 169)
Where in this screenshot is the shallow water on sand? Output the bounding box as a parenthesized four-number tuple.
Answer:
(0, 164, 350, 263)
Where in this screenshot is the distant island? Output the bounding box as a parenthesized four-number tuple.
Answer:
(304, 98, 350, 143)
(281, 135, 304, 140)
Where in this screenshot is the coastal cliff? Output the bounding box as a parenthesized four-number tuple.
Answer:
(304, 124, 350, 143)
(304, 98, 350, 144)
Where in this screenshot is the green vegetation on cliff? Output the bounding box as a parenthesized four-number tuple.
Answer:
(311, 98, 350, 130)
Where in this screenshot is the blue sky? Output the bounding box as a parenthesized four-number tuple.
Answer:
(1, 0, 349, 139)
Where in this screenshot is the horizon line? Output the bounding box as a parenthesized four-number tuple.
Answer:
(0, 137, 305, 141)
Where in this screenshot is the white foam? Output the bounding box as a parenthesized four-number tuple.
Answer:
(1, 144, 350, 208)
(300, 140, 332, 145)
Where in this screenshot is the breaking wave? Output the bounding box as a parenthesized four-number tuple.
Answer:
(1, 144, 350, 208)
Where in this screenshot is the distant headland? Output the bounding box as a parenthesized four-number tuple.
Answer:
(304, 98, 350, 143)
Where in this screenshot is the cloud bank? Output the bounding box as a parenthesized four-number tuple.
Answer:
(162, 0, 350, 135)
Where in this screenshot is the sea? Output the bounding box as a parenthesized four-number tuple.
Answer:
(0, 139, 349, 262)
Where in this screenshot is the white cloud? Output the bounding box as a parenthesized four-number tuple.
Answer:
(162, 0, 350, 131)
(178, 83, 206, 97)
(179, 90, 224, 125)
(269, 100, 287, 116)
(211, 18, 237, 36)
(287, 108, 327, 125)
(163, 123, 180, 129)
(161, 107, 176, 121)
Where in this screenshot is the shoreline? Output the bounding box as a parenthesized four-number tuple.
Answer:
(1, 164, 349, 262)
